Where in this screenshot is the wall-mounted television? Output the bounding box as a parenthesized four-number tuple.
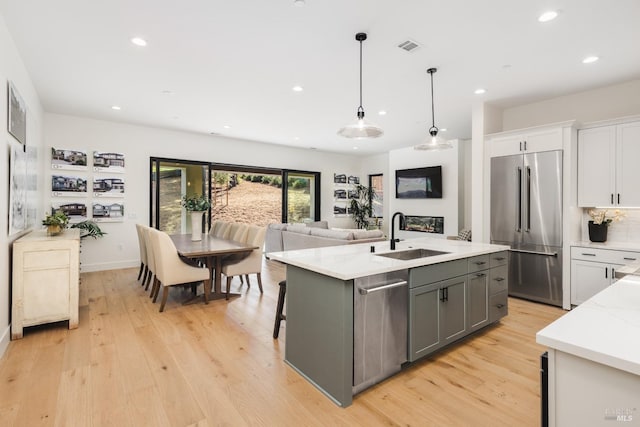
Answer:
(395, 166, 442, 199)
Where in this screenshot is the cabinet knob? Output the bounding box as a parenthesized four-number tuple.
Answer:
(476, 273, 486, 278)
(494, 277, 505, 282)
(474, 261, 486, 266)
(494, 257, 505, 261)
(496, 304, 505, 309)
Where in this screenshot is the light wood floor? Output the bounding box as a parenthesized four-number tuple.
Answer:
(0, 259, 564, 427)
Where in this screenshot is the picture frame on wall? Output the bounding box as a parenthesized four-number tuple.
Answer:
(9, 144, 27, 235)
(93, 151, 125, 173)
(51, 147, 88, 171)
(8, 81, 27, 145)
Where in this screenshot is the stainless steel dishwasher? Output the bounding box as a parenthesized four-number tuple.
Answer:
(353, 270, 408, 394)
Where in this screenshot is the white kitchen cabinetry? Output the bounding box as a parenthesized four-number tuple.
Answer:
(570, 246, 640, 305)
(578, 121, 640, 207)
(12, 229, 80, 339)
(488, 127, 563, 157)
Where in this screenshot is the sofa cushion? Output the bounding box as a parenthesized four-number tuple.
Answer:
(309, 228, 354, 240)
(352, 229, 385, 240)
(268, 223, 288, 231)
(286, 224, 312, 235)
(305, 220, 329, 229)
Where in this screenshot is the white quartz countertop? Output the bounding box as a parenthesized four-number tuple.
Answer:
(572, 240, 640, 252)
(268, 237, 510, 280)
(537, 275, 640, 376)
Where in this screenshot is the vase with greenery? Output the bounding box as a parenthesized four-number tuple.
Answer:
(182, 194, 211, 241)
(42, 211, 70, 236)
(349, 184, 376, 230)
(71, 220, 107, 239)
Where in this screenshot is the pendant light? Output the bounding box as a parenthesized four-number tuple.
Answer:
(337, 33, 383, 139)
(414, 67, 452, 150)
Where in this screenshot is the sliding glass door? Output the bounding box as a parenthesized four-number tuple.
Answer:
(282, 170, 320, 223)
(150, 158, 210, 232)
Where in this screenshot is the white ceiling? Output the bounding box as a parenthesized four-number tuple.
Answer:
(1, 0, 639, 154)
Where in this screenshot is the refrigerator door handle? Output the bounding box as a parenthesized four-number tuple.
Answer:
(517, 167, 522, 232)
(526, 166, 531, 232)
(511, 249, 558, 257)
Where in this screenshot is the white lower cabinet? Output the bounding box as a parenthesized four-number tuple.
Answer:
(570, 246, 640, 305)
(12, 229, 80, 339)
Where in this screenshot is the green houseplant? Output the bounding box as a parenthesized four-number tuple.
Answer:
(42, 211, 70, 236)
(71, 220, 107, 239)
(349, 184, 376, 230)
(181, 194, 212, 211)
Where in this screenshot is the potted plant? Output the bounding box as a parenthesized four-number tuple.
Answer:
(181, 194, 212, 241)
(42, 211, 70, 236)
(71, 220, 107, 239)
(349, 184, 376, 230)
(588, 209, 625, 242)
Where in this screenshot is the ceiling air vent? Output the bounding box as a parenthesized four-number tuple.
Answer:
(398, 39, 420, 53)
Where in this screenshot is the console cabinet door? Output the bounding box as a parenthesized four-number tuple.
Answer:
(409, 284, 441, 362)
(468, 272, 489, 332)
(439, 277, 467, 345)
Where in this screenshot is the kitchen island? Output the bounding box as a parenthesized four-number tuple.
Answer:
(537, 275, 640, 426)
(269, 237, 510, 407)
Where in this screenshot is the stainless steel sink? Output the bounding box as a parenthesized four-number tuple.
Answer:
(375, 248, 450, 261)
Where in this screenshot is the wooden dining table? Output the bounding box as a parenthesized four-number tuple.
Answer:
(170, 233, 258, 301)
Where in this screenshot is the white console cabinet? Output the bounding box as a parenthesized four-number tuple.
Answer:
(11, 229, 80, 339)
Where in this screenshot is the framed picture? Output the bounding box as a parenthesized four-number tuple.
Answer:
(93, 177, 125, 197)
(51, 147, 88, 171)
(9, 144, 27, 235)
(93, 151, 125, 173)
(93, 202, 124, 222)
(51, 175, 88, 197)
(8, 81, 27, 145)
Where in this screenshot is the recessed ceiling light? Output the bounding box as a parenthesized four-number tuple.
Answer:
(582, 56, 599, 64)
(223, 125, 232, 129)
(538, 11, 558, 22)
(111, 105, 121, 110)
(440, 128, 448, 132)
(309, 147, 317, 150)
(293, 136, 300, 140)
(474, 88, 486, 95)
(353, 147, 359, 150)
(378, 110, 387, 116)
(131, 37, 147, 47)
(293, 0, 305, 6)
(292, 85, 304, 92)
(161, 90, 174, 95)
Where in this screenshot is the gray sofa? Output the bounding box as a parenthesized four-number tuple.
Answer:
(265, 222, 385, 256)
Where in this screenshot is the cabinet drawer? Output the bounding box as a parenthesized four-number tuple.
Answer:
(410, 259, 467, 288)
(571, 246, 640, 265)
(23, 249, 70, 270)
(490, 251, 508, 267)
(489, 265, 508, 295)
(468, 255, 490, 273)
(489, 292, 508, 323)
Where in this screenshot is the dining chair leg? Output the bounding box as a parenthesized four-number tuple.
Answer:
(141, 266, 149, 286)
(145, 272, 153, 291)
(159, 287, 169, 312)
(245, 275, 251, 288)
(203, 279, 210, 304)
(137, 262, 144, 281)
(240, 275, 244, 285)
(152, 278, 161, 302)
(226, 276, 232, 300)
(257, 273, 263, 293)
(273, 280, 286, 339)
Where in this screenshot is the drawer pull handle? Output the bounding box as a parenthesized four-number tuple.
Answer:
(496, 304, 505, 309)
(476, 273, 486, 278)
(494, 277, 505, 282)
(474, 261, 487, 266)
(581, 253, 596, 256)
(494, 257, 506, 261)
(624, 257, 637, 261)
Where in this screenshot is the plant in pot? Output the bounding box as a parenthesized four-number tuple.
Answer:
(181, 194, 212, 241)
(71, 220, 107, 239)
(42, 211, 70, 236)
(349, 184, 377, 230)
(588, 209, 625, 242)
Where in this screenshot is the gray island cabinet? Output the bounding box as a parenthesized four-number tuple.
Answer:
(269, 238, 510, 407)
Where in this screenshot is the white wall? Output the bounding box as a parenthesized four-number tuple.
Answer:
(0, 15, 45, 357)
(502, 79, 640, 130)
(388, 142, 461, 241)
(44, 113, 363, 271)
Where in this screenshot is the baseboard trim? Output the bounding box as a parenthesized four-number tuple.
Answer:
(81, 260, 139, 273)
(0, 325, 10, 360)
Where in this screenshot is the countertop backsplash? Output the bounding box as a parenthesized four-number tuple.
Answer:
(581, 209, 640, 243)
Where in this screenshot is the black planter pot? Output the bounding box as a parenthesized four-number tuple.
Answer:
(588, 221, 608, 242)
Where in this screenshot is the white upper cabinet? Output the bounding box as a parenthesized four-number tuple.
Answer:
(488, 127, 563, 158)
(578, 121, 640, 207)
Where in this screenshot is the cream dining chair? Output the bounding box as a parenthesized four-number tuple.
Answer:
(135, 224, 149, 285)
(148, 228, 211, 312)
(222, 225, 267, 298)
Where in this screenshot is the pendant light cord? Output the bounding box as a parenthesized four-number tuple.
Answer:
(430, 70, 435, 127)
(359, 38, 363, 110)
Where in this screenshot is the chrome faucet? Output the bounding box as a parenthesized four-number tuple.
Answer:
(390, 212, 406, 250)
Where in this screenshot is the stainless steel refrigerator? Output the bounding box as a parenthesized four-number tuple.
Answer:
(490, 150, 563, 306)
